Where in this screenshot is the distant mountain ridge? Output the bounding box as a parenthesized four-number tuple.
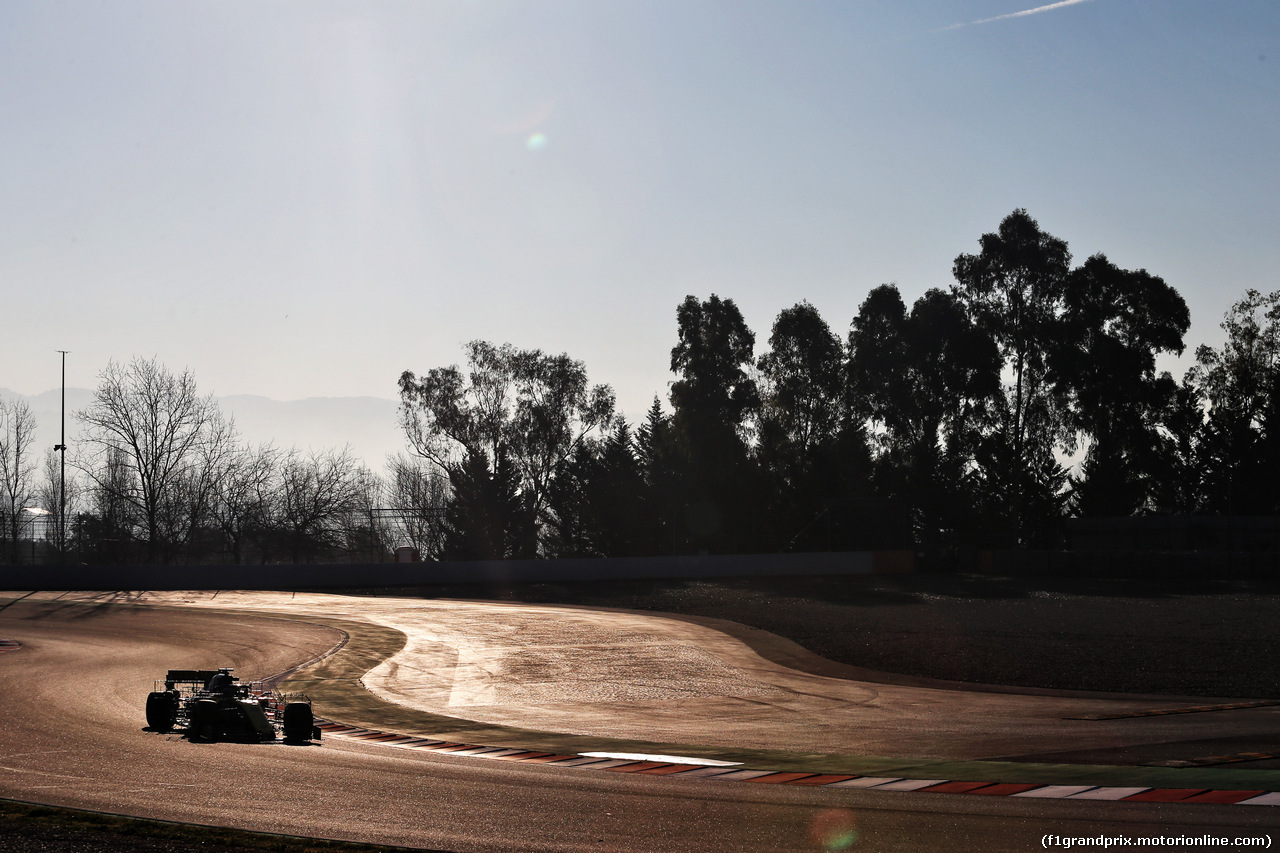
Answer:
(0, 388, 405, 473)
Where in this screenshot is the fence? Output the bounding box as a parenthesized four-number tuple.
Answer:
(0, 551, 879, 590)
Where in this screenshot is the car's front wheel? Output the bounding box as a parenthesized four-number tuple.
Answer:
(188, 699, 222, 742)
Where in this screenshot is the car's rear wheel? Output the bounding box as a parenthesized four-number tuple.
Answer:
(145, 691, 178, 730)
(282, 702, 314, 742)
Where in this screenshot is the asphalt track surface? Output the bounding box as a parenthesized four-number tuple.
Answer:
(0, 592, 1277, 852)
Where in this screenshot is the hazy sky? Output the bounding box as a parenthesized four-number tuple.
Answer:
(3, 1, 1278, 423)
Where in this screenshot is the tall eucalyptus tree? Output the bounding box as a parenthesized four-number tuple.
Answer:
(1055, 254, 1189, 516)
(952, 210, 1072, 544)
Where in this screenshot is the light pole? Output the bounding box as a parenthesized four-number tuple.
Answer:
(55, 350, 68, 561)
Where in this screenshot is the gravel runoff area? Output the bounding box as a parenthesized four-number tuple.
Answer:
(6, 569, 1279, 851)
(396, 571, 1280, 701)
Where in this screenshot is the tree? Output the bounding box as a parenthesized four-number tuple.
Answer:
(1055, 254, 1189, 516)
(542, 417, 650, 558)
(667, 294, 761, 553)
(1147, 378, 1206, 515)
(399, 341, 615, 523)
(0, 398, 38, 563)
(1186, 289, 1280, 514)
(78, 445, 139, 564)
(165, 407, 238, 562)
(340, 464, 389, 562)
(37, 446, 81, 557)
(208, 442, 281, 564)
(850, 286, 999, 455)
(440, 449, 534, 560)
(76, 357, 231, 563)
(274, 446, 370, 563)
(848, 285, 999, 544)
(589, 418, 650, 557)
(385, 453, 449, 560)
(634, 397, 682, 555)
(952, 210, 1072, 544)
(754, 301, 873, 551)
(540, 442, 599, 558)
(670, 295, 759, 440)
(757, 301, 845, 485)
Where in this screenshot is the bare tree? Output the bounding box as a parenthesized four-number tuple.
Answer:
(0, 398, 38, 563)
(340, 465, 388, 562)
(163, 408, 239, 562)
(209, 442, 281, 564)
(37, 446, 82, 555)
(274, 446, 368, 563)
(76, 357, 229, 563)
(80, 445, 139, 564)
(385, 452, 449, 559)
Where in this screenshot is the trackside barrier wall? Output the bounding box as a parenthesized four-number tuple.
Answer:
(6, 550, 1273, 590)
(0, 551, 877, 590)
(976, 549, 1280, 579)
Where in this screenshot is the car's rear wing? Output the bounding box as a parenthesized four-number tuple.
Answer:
(165, 669, 226, 685)
(156, 669, 265, 698)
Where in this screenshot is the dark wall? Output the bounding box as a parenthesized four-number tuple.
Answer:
(982, 549, 1280, 579)
(1066, 516, 1280, 552)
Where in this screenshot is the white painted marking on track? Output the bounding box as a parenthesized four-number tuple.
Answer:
(829, 776, 902, 788)
(866, 779, 947, 791)
(1013, 785, 1097, 798)
(1066, 787, 1150, 800)
(0, 764, 97, 781)
(580, 751, 741, 766)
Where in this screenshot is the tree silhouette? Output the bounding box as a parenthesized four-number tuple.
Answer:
(76, 357, 231, 563)
(589, 419, 650, 557)
(756, 301, 853, 550)
(1146, 378, 1206, 515)
(441, 449, 534, 560)
(399, 341, 615, 520)
(849, 285, 999, 544)
(0, 398, 38, 563)
(953, 210, 1072, 544)
(400, 341, 613, 556)
(1055, 254, 1189, 516)
(635, 397, 682, 555)
(1187, 289, 1280, 514)
(757, 301, 845, 485)
(667, 295, 761, 553)
(540, 420, 650, 559)
(274, 446, 370, 563)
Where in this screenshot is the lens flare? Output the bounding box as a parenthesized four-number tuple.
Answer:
(809, 809, 860, 850)
(526, 132, 548, 151)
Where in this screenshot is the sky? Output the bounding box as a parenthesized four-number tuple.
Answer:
(3, 0, 1278, 433)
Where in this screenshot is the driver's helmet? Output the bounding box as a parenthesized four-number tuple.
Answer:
(206, 669, 236, 695)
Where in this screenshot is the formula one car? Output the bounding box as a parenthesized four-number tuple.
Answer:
(145, 668, 322, 743)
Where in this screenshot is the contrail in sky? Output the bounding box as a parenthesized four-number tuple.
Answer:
(934, 0, 1096, 32)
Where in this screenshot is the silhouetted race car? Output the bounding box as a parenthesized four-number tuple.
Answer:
(145, 668, 322, 743)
